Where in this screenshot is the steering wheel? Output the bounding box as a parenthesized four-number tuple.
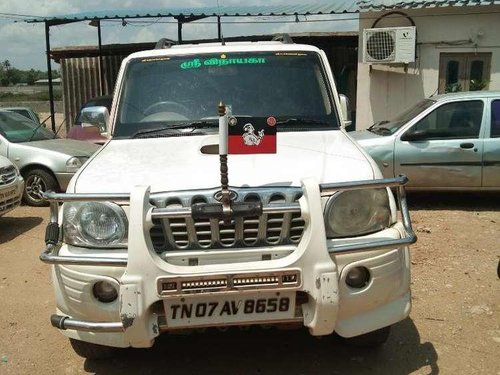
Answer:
(143, 101, 190, 117)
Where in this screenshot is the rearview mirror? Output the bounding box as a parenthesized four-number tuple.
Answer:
(339, 94, 352, 129)
(80, 106, 109, 133)
(401, 129, 428, 142)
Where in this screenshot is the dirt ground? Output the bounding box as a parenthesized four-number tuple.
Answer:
(0, 192, 498, 374)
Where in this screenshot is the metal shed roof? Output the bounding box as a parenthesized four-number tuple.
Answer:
(26, 2, 360, 25)
(358, 0, 500, 11)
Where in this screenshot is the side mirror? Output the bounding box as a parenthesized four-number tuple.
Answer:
(339, 94, 353, 129)
(401, 129, 428, 142)
(80, 106, 109, 133)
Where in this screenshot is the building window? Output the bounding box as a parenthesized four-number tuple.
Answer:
(438, 53, 491, 93)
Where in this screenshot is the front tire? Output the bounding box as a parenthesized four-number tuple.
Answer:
(344, 326, 391, 347)
(69, 338, 123, 360)
(22, 168, 58, 206)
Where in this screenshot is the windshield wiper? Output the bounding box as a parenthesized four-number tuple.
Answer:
(368, 120, 389, 131)
(371, 126, 392, 134)
(132, 121, 218, 138)
(276, 118, 330, 126)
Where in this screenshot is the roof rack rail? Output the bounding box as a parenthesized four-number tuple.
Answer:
(271, 34, 294, 44)
(155, 38, 177, 49)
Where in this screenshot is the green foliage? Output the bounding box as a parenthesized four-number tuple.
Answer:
(445, 82, 462, 93)
(469, 79, 489, 91)
(0, 60, 60, 86)
(0, 90, 62, 102)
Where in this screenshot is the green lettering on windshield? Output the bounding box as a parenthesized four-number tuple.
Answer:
(180, 57, 266, 69)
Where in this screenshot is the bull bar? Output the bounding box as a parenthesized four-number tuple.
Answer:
(40, 175, 416, 267)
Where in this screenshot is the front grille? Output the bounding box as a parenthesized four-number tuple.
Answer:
(0, 195, 21, 214)
(149, 187, 305, 254)
(0, 166, 16, 186)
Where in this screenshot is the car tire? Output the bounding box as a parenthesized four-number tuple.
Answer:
(22, 168, 58, 207)
(344, 326, 391, 348)
(69, 338, 124, 360)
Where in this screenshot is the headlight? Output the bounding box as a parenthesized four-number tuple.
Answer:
(324, 188, 391, 238)
(66, 157, 89, 173)
(63, 202, 128, 248)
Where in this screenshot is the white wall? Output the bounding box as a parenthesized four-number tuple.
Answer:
(356, 6, 500, 129)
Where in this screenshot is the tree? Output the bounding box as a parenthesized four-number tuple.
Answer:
(26, 69, 38, 85)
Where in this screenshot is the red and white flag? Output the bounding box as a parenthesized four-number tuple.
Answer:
(227, 117, 277, 154)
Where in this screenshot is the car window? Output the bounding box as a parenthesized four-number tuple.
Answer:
(491, 100, 500, 138)
(0, 112, 53, 143)
(114, 52, 339, 138)
(411, 100, 483, 139)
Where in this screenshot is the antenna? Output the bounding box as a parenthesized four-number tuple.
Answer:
(216, 0, 225, 45)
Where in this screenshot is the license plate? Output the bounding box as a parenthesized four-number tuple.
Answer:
(164, 291, 296, 328)
(0, 188, 17, 200)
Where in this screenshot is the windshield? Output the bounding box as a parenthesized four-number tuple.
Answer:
(114, 51, 339, 138)
(368, 99, 436, 135)
(0, 111, 54, 143)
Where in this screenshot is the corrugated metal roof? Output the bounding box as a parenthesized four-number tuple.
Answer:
(26, 2, 359, 24)
(358, 0, 500, 11)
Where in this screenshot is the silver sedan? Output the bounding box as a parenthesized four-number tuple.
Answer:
(351, 91, 500, 190)
(0, 111, 99, 206)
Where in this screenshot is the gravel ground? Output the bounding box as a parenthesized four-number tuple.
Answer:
(0, 192, 498, 374)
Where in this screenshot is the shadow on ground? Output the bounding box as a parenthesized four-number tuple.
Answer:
(0, 216, 43, 243)
(407, 191, 500, 211)
(84, 318, 438, 375)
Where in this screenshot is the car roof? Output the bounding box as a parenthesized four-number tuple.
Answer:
(126, 41, 322, 61)
(430, 91, 500, 102)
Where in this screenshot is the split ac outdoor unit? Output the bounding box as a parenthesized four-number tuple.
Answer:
(363, 26, 416, 64)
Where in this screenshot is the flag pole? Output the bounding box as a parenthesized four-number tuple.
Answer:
(218, 101, 231, 219)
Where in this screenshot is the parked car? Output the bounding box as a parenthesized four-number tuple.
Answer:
(0, 110, 100, 206)
(351, 91, 500, 190)
(2, 106, 41, 125)
(39, 39, 416, 359)
(0, 155, 23, 216)
(66, 95, 112, 145)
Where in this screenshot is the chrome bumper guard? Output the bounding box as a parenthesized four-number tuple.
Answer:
(50, 314, 124, 332)
(39, 175, 416, 267)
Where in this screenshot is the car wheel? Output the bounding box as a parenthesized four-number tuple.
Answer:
(69, 338, 124, 359)
(22, 168, 58, 207)
(344, 326, 391, 347)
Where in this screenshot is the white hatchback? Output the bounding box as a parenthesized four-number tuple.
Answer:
(0, 155, 24, 216)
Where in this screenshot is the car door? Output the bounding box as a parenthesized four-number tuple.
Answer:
(482, 98, 500, 188)
(394, 99, 484, 188)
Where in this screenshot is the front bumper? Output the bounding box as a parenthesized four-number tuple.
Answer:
(41, 176, 416, 348)
(0, 176, 23, 216)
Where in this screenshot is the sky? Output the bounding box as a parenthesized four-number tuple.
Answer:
(0, 0, 358, 71)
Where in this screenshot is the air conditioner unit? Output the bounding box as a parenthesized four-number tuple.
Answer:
(363, 26, 416, 64)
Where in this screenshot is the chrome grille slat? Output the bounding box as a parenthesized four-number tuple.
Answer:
(149, 187, 305, 253)
(0, 166, 16, 186)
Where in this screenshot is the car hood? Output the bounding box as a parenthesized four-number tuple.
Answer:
(349, 130, 394, 147)
(72, 131, 376, 193)
(0, 155, 13, 169)
(24, 139, 100, 156)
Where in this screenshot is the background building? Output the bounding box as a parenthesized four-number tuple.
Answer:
(356, 0, 500, 129)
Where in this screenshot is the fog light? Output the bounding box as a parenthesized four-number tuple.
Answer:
(93, 281, 118, 303)
(345, 267, 370, 289)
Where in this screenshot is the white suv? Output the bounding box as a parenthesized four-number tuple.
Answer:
(40, 39, 416, 359)
(0, 155, 23, 216)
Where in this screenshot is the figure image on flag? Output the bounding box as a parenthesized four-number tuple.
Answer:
(228, 117, 277, 154)
(242, 123, 264, 146)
